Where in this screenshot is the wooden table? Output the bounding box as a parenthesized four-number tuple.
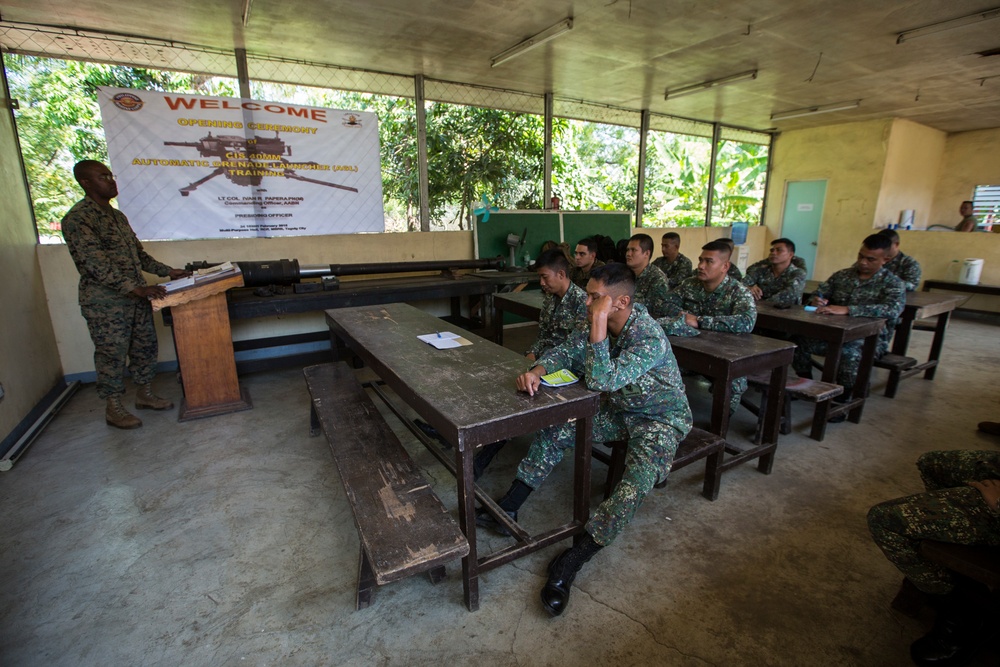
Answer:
(325, 303, 600, 611)
(878, 292, 965, 397)
(922, 279, 1000, 299)
(493, 290, 796, 476)
(755, 303, 885, 425)
(667, 331, 795, 474)
(493, 290, 547, 345)
(894, 292, 965, 364)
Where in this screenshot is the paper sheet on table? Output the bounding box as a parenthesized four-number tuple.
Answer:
(417, 331, 473, 349)
(162, 276, 195, 292)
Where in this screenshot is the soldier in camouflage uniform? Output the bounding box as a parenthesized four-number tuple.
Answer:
(626, 233, 672, 318)
(477, 262, 692, 617)
(651, 231, 693, 288)
(867, 449, 1000, 664)
(569, 237, 605, 290)
(659, 239, 757, 412)
(62, 161, 190, 429)
(711, 238, 742, 282)
(525, 249, 588, 360)
(878, 228, 922, 291)
(743, 237, 808, 306)
(792, 234, 905, 393)
(473, 249, 589, 477)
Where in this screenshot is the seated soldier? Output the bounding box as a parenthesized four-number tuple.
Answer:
(472, 248, 588, 477)
(877, 228, 922, 291)
(717, 237, 744, 281)
(651, 231, 692, 288)
(476, 263, 692, 617)
(659, 239, 757, 413)
(625, 233, 672, 318)
(792, 233, 905, 406)
(569, 237, 605, 289)
(868, 450, 1000, 666)
(743, 237, 808, 306)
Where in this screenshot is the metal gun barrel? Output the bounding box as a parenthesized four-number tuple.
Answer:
(188, 258, 505, 286)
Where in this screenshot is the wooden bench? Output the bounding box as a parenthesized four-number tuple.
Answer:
(592, 427, 726, 501)
(892, 541, 1000, 618)
(873, 352, 918, 398)
(743, 372, 843, 442)
(304, 362, 469, 610)
(921, 541, 1000, 589)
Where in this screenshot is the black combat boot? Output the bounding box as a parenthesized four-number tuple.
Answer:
(473, 439, 508, 480)
(540, 532, 603, 617)
(475, 479, 532, 536)
(910, 579, 990, 666)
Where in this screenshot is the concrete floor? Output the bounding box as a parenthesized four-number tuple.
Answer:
(1, 314, 999, 666)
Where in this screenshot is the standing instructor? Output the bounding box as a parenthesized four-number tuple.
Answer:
(62, 160, 190, 429)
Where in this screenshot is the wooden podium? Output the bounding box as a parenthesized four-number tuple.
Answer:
(153, 268, 252, 421)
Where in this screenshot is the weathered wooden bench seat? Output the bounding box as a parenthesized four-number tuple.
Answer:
(592, 427, 726, 501)
(892, 540, 1000, 618)
(304, 362, 469, 610)
(873, 352, 919, 398)
(743, 372, 843, 442)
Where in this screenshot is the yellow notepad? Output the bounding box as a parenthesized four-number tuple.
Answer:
(540, 369, 579, 387)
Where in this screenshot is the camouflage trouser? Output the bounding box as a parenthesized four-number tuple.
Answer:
(81, 298, 159, 399)
(791, 336, 887, 388)
(730, 378, 746, 414)
(516, 410, 684, 546)
(867, 450, 1000, 594)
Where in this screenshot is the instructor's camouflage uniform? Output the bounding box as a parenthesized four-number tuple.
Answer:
(518, 304, 692, 546)
(659, 275, 758, 412)
(569, 259, 605, 290)
(62, 197, 174, 399)
(743, 261, 808, 306)
(633, 265, 672, 319)
(652, 253, 692, 288)
(885, 251, 922, 292)
(526, 282, 587, 358)
(868, 450, 1000, 594)
(791, 266, 905, 388)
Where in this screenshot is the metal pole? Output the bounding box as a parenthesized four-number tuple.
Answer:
(0, 48, 39, 243)
(544, 92, 553, 207)
(414, 75, 431, 232)
(235, 48, 251, 99)
(758, 132, 776, 227)
(705, 122, 722, 227)
(636, 109, 650, 227)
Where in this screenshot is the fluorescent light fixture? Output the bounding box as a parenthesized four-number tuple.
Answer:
(664, 70, 758, 100)
(896, 7, 1000, 44)
(242, 0, 253, 27)
(770, 100, 861, 122)
(490, 18, 573, 68)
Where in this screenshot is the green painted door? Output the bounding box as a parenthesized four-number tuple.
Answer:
(781, 180, 827, 279)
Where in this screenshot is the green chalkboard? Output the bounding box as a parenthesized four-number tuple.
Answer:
(474, 210, 632, 267)
(562, 211, 632, 248)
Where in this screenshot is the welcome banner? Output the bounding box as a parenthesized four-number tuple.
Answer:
(97, 88, 384, 239)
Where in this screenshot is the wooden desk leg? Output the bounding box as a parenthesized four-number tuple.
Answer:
(924, 312, 951, 380)
(891, 314, 915, 356)
(849, 334, 878, 424)
(822, 342, 844, 385)
(573, 416, 593, 545)
(494, 306, 505, 345)
(758, 364, 787, 474)
(711, 375, 732, 438)
(456, 446, 480, 611)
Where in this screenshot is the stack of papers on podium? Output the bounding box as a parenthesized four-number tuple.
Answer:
(417, 331, 473, 349)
